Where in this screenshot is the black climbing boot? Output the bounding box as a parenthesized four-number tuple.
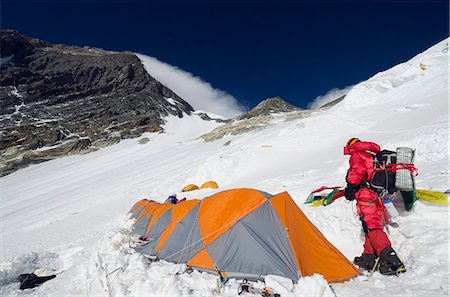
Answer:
(379, 247, 406, 275)
(354, 253, 377, 271)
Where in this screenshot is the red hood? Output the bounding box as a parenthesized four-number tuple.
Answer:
(344, 141, 380, 155)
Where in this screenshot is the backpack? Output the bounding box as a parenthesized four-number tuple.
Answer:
(370, 150, 398, 194)
(369, 148, 418, 195)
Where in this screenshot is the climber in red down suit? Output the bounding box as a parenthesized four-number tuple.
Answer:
(344, 138, 406, 275)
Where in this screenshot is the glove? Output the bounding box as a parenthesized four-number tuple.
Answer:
(344, 187, 355, 201)
(344, 183, 360, 201)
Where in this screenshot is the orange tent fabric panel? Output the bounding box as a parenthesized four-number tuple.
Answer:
(144, 204, 174, 236)
(136, 202, 159, 221)
(271, 192, 360, 283)
(270, 193, 287, 225)
(198, 188, 267, 246)
(156, 200, 200, 253)
(187, 249, 215, 270)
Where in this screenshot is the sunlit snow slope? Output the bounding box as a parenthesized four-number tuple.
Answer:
(0, 39, 448, 297)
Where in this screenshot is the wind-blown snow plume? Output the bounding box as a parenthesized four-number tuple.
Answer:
(136, 54, 245, 119)
(308, 86, 354, 109)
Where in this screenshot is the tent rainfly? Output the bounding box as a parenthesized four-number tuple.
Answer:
(200, 180, 219, 189)
(128, 188, 360, 283)
(182, 184, 199, 192)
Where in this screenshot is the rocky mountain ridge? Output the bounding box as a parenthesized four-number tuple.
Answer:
(201, 97, 313, 142)
(237, 96, 302, 120)
(0, 29, 194, 176)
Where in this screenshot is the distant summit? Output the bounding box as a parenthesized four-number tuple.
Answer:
(237, 97, 302, 120)
(201, 97, 310, 142)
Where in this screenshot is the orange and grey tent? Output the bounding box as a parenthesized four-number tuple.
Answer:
(128, 188, 359, 283)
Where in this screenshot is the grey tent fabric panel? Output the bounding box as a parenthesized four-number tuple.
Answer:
(132, 213, 153, 235)
(157, 204, 204, 263)
(206, 201, 299, 281)
(139, 209, 173, 255)
(224, 272, 264, 282)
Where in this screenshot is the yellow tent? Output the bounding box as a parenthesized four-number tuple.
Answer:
(182, 184, 199, 192)
(200, 180, 219, 189)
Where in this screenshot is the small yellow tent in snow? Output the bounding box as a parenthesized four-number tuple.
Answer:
(200, 180, 219, 189)
(182, 184, 199, 192)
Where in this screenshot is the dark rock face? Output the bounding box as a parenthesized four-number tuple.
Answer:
(0, 29, 194, 176)
(194, 112, 230, 123)
(237, 96, 302, 120)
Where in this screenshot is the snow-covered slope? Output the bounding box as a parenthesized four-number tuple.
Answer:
(0, 39, 448, 296)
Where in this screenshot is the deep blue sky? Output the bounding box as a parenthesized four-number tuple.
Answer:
(1, 0, 448, 109)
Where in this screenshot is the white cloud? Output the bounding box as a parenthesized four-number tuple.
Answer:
(136, 53, 246, 119)
(308, 85, 354, 109)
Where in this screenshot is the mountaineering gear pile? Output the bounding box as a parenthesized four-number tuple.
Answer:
(17, 274, 56, 290)
(128, 188, 360, 283)
(353, 254, 377, 271)
(368, 147, 418, 211)
(378, 247, 406, 275)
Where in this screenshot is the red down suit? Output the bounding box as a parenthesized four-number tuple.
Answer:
(344, 141, 391, 256)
